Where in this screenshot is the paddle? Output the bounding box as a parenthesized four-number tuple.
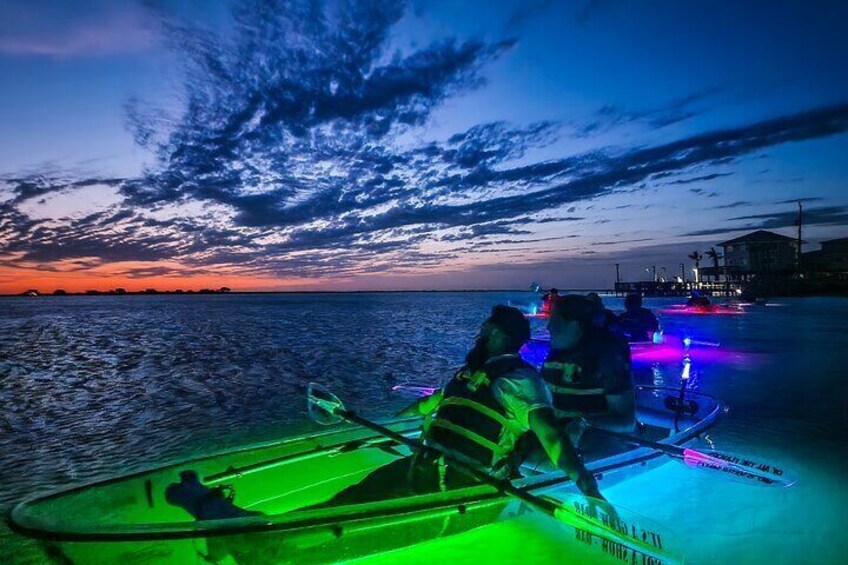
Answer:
(682, 336, 721, 348)
(390, 384, 439, 397)
(387, 382, 794, 488)
(590, 427, 795, 487)
(307, 383, 683, 564)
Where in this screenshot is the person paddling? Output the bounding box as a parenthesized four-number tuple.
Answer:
(541, 295, 636, 447)
(616, 293, 659, 342)
(314, 305, 603, 507)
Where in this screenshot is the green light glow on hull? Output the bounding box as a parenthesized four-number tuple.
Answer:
(9, 387, 720, 564)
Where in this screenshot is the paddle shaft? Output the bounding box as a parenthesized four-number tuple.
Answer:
(336, 409, 561, 516)
(337, 409, 678, 562)
(590, 427, 687, 457)
(590, 427, 791, 485)
(317, 401, 678, 562)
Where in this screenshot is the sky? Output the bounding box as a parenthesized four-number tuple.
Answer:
(1, 0, 847, 293)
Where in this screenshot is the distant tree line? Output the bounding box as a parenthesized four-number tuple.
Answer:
(17, 287, 232, 297)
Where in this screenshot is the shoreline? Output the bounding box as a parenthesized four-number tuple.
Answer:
(0, 288, 612, 297)
(0, 288, 615, 298)
(2, 288, 846, 298)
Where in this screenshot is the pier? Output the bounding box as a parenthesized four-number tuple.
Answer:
(613, 281, 740, 297)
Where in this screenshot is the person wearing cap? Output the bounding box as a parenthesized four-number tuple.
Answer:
(542, 295, 636, 446)
(616, 293, 659, 342)
(313, 305, 603, 507)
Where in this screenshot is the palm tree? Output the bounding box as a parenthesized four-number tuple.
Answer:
(706, 247, 722, 281)
(688, 251, 703, 283)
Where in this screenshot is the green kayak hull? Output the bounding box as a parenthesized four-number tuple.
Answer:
(7, 386, 724, 564)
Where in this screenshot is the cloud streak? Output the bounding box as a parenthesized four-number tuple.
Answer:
(682, 205, 848, 237)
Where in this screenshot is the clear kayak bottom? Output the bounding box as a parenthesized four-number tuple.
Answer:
(8, 386, 723, 564)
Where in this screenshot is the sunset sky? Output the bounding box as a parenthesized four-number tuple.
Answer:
(1, 0, 847, 293)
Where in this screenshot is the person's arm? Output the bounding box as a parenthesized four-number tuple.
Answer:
(583, 343, 636, 433)
(394, 391, 443, 417)
(528, 407, 603, 499)
(589, 392, 636, 433)
(494, 370, 603, 499)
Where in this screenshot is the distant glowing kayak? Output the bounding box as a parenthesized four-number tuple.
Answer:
(657, 304, 746, 315)
(8, 387, 723, 565)
(506, 301, 550, 319)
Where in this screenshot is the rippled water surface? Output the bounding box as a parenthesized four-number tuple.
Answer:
(1, 293, 847, 563)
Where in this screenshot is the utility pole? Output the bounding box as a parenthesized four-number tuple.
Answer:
(797, 200, 803, 277)
(651, 265, 657, 283)
(615, 263, 620, 284)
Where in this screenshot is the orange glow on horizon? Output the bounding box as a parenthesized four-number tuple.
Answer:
(0, 261, 310, 295)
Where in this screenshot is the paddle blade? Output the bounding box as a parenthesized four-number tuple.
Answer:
(681, 448, 796, 487)
(391, 384, 438, 397)
(307, 382, 344, 426)
(550, 493, 684, 564)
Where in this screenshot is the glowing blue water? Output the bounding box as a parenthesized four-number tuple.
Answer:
(1, 293, 846, 563)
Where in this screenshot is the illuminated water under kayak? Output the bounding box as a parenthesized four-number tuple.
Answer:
(8, 386, 723, 565)
(520, 334, 724, 368)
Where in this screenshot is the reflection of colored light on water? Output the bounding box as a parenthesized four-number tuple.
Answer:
(522, 335, 761, 368)
(630, 343, 690, 363)
(658, 306, 745, 316)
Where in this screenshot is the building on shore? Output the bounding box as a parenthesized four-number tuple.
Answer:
(802, 238, 848, 279)
(700, 230, 799, 282)
(615, 229, 848, 297)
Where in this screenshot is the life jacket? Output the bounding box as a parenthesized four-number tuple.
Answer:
(540, 340, 610, 418)
(425, 355, 530, 472)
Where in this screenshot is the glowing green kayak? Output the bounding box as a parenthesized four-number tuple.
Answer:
(7, 386, 724, 564)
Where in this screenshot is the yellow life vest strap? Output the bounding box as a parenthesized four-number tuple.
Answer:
(546, 384, 606, 395)
(436, 397, 524, 437)
(427, 419, 509, 457)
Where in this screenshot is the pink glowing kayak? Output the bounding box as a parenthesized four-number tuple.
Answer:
(657, 303, 746, 315)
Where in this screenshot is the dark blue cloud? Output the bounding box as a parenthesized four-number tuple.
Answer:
(682, 204, 848, 237)
(667, 172, 733, 185)
(711, 200, 752, 209)
(575, 86, 723, 136)
(774, 196, 824, 204)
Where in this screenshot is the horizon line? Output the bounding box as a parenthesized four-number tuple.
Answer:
(0, 288, 617, 298)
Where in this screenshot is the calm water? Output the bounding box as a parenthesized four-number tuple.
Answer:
(1, 293, 847, 563)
